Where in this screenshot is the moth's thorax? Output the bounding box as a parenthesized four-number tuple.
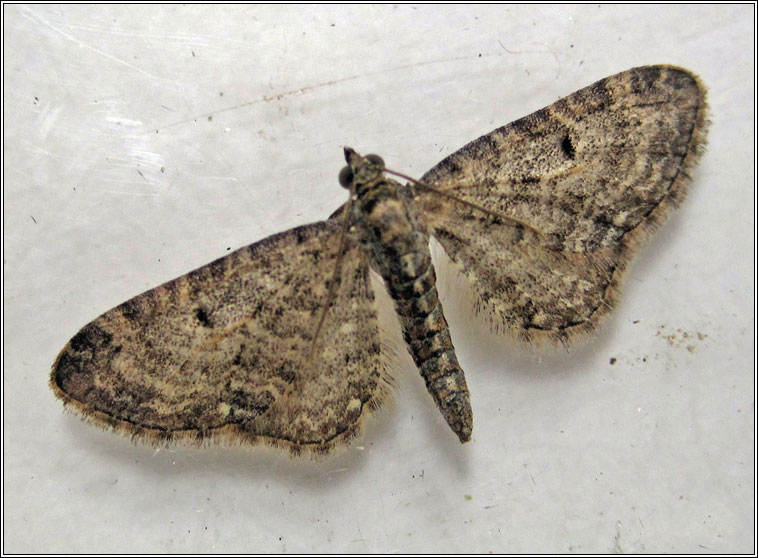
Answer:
(350, 177, 430, 285)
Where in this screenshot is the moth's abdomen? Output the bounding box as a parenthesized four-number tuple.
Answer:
(355, 183, 473, 442)
(390, 263, 473, 443)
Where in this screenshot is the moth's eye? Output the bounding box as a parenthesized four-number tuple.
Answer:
(338, 166, 354, 188)
(365, 154, 385, 169)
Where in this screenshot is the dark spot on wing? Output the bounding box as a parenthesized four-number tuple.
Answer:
(194, 306, 212, 327)
(561, 134, 576, 159)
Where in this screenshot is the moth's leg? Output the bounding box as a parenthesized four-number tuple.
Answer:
(390, 259, 473, 443)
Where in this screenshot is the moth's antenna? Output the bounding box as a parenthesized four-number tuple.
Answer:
(304, 198, 354, 366)
(384, 168, 544, 237)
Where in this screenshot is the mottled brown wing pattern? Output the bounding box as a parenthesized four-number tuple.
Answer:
(51, 221, 390, 455)
(418, 65, 708, 343)
(51, 64, 708, 455)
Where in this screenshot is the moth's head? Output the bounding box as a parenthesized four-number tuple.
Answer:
(339, 147, 385, 192)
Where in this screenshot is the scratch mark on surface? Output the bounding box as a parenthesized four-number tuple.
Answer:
(37, 104, 63, 141)
(99, 188, 161, 196)
(21, 8, 162, 80)
(155, 55, 480, 131)
(497, 39, 561, 77)
(613, 521, 622, 553)
(21, 139, 65, 158)
(105, 116, 144, 127)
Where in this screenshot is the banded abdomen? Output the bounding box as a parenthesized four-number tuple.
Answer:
(351, 176, 473, 442)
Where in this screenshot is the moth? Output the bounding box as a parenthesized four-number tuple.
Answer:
(51, 65, 708, 456)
